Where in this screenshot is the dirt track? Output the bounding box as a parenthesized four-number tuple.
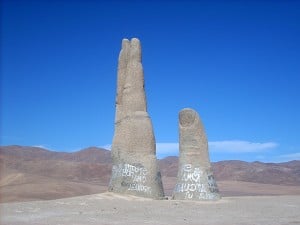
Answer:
(1, 193, 300, 225)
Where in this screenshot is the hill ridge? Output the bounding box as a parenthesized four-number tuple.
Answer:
(1, 145, 300, 202)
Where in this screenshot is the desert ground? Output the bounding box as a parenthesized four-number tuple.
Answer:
(1, 193, 300, 225)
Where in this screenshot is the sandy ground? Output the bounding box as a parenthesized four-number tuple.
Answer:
(0, 192, 300, 225)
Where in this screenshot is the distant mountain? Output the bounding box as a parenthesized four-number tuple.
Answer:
(0, 145, 112, 184)
(1, 145, 300, 202)
(159, 156, 300, 186)
(0, 145, 111, 202)
(213, 160, 300, 185)
(0, 145, 111, 163)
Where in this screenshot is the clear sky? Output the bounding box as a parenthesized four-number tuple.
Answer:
(1, 0, 300, 162)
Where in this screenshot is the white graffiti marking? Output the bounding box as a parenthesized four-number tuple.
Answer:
(112, 163, 152, 194)
(185, 192, 193, 199)
(121, 164, 147, 179)
(175, 183, 206, 193)
(183, 164, 192, 172)
(182, 165, 202, 182)
(128, 183, 151, 193)
(175, 164, 218, 199)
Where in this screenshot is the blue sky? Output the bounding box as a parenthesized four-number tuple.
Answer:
(1, 0, 300, 162)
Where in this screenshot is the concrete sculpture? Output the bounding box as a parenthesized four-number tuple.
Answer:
(172, 108, 220, 200)
(108, 38, 164, 199)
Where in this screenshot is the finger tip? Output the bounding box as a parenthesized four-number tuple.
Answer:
(131, 37, 140, 44)
(179, 108, 197, 127)
(122, 38, 130, 48)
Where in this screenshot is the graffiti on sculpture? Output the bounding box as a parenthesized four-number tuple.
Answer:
(175, 164, 218, 200)
(111, 163, 152, 194)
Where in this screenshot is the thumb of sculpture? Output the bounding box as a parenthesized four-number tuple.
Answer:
(172, 108, 221, 200)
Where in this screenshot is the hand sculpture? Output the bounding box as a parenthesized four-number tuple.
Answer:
(172, 108, 220, 200)
(108, 38, 164, 199)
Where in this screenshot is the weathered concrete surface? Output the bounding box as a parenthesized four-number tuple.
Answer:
(108, 38, 164, 199)
(1, 193, 300, 225)
(173, 108, 220, 200)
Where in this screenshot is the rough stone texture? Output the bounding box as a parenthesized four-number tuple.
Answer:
(108, 38, 164, 199)
(172, 108, 221, 200)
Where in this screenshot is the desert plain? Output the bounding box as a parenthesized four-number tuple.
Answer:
(1, 193, 300, 225)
